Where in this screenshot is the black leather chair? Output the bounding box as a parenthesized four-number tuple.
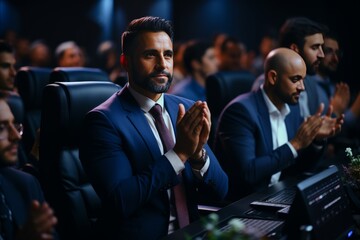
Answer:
(49, 67, 110, 83)
(39, 81, 121, 240)
(206, 71, 255, 148)
(15, 67, 52, 154)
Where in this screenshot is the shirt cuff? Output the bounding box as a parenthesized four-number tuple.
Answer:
(192, 156, 210, 178)
(286, 142, 298, 158)
(165, 150, 185, 175)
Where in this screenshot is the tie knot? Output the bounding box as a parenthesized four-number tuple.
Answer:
(150, 104, 162, 118)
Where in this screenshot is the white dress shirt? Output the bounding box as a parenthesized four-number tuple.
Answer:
(128, 85, 209, 233)
(261, 87, 297, 186)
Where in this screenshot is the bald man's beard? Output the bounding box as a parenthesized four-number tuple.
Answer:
(274, 84, 299, 106)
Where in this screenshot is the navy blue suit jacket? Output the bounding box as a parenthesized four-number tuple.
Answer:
(0, 167, 45, 239)
(80, 86, 228, 240)
(214, 89, 323, 201)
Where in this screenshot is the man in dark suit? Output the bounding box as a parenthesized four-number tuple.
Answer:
(214, 48, 343, 201)
(79, 16, 228, 239)
(0, 91, 57, 240)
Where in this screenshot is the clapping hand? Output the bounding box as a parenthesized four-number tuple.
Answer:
(174, 101, 210, 162)
(16, 201, 57, 240)
(316, 104, 344, 140)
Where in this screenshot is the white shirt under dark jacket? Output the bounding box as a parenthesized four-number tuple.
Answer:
(260, 87, 298, 186)
(128, 85, 209, 234)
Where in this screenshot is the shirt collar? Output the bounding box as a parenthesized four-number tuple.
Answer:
(128, 83, 165, 113)
(260, 86, 290, 117)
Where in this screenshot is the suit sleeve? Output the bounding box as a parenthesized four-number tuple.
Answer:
(80, 110, 181, 218)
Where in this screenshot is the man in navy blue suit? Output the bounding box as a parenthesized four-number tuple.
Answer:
(80, 16, 228, 239)
(214, 48, 343, 201)
(0, 91, 57, 240)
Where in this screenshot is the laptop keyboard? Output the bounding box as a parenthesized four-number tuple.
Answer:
(219, 217, 284, 236)
(264, 188, 296, 205)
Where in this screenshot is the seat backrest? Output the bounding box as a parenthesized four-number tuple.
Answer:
(49, 67, 110, 83)
(39, 81, 121, 240)
(206, 71, 255, 148)
(15, 67, 52, 154)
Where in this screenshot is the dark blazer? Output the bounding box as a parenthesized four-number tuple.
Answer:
(214, 89, 324, 201)
(0, 167, 45, 239)
(80, 86, 228, 240)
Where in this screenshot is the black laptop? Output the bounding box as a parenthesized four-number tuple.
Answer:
(284, 165, 355, 240)
(198, 165, 356, 240)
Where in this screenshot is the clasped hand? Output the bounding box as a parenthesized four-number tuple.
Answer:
(173, 101, 211, 162)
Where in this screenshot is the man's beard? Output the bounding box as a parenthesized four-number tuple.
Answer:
(135, 71, 173, 93)
(318, 62, 337, 77)
(0, 152, 18, 167)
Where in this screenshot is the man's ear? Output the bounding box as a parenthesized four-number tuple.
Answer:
(120, 54, 128, 71)
(289, 43, 299, 53)
(267, 70, 277, 85)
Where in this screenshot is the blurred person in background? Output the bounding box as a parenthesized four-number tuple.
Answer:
(0, 40, 17, 92)
(55, 41, 82, 67)
(28, 40, 52, 68)
(170, 40, 218, 101)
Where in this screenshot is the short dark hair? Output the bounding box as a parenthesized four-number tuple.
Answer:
(0, 40, 14, 54)
(183, 40, 213, 73)
(279, 17, 328, 49)
(121, 16, 174, 55)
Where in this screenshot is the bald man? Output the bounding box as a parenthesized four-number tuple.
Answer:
(214, 48, 343, 201)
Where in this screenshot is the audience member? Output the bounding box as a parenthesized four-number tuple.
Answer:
(0, 40, 17, 92)
(0, 91, 57, 240)
(96, 40, 127, 85)
(212, 33, 228, 66)
(316, 33, 360, 122)
(315, 32, 360, 160)
(251, 33, 278, 77)
(214, 48, 343, 201)
(251, 17, 329, 117)
(170, 40, 218, 101)
(54, 41, 82, 67)
(14, 37, 30, 69)
(218, 36, 248, 71)
(170, 40, 189, 90)
(79, 16, 228, 239)
(28, 40, 52, 68)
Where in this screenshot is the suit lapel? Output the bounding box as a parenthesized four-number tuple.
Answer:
(285, 105, 301, 140)
(0, 173, 25, 228)
(254, 90, 273, 151)
(163, 94, 178, 136)
(118, 87, 161, 158)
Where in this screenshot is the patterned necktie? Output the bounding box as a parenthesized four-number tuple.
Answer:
(0, 184, 13, 239)
(149, 104, 190, 228)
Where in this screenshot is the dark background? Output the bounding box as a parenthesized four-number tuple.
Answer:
(0, 0, 358, 89)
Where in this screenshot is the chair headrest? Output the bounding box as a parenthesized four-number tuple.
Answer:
(15, 66, 52, 110)
(49, 67, 110, 83)
(41, 81, 121, 147)
(3, 91, 24, 123)
(206, 71, 255, 117)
